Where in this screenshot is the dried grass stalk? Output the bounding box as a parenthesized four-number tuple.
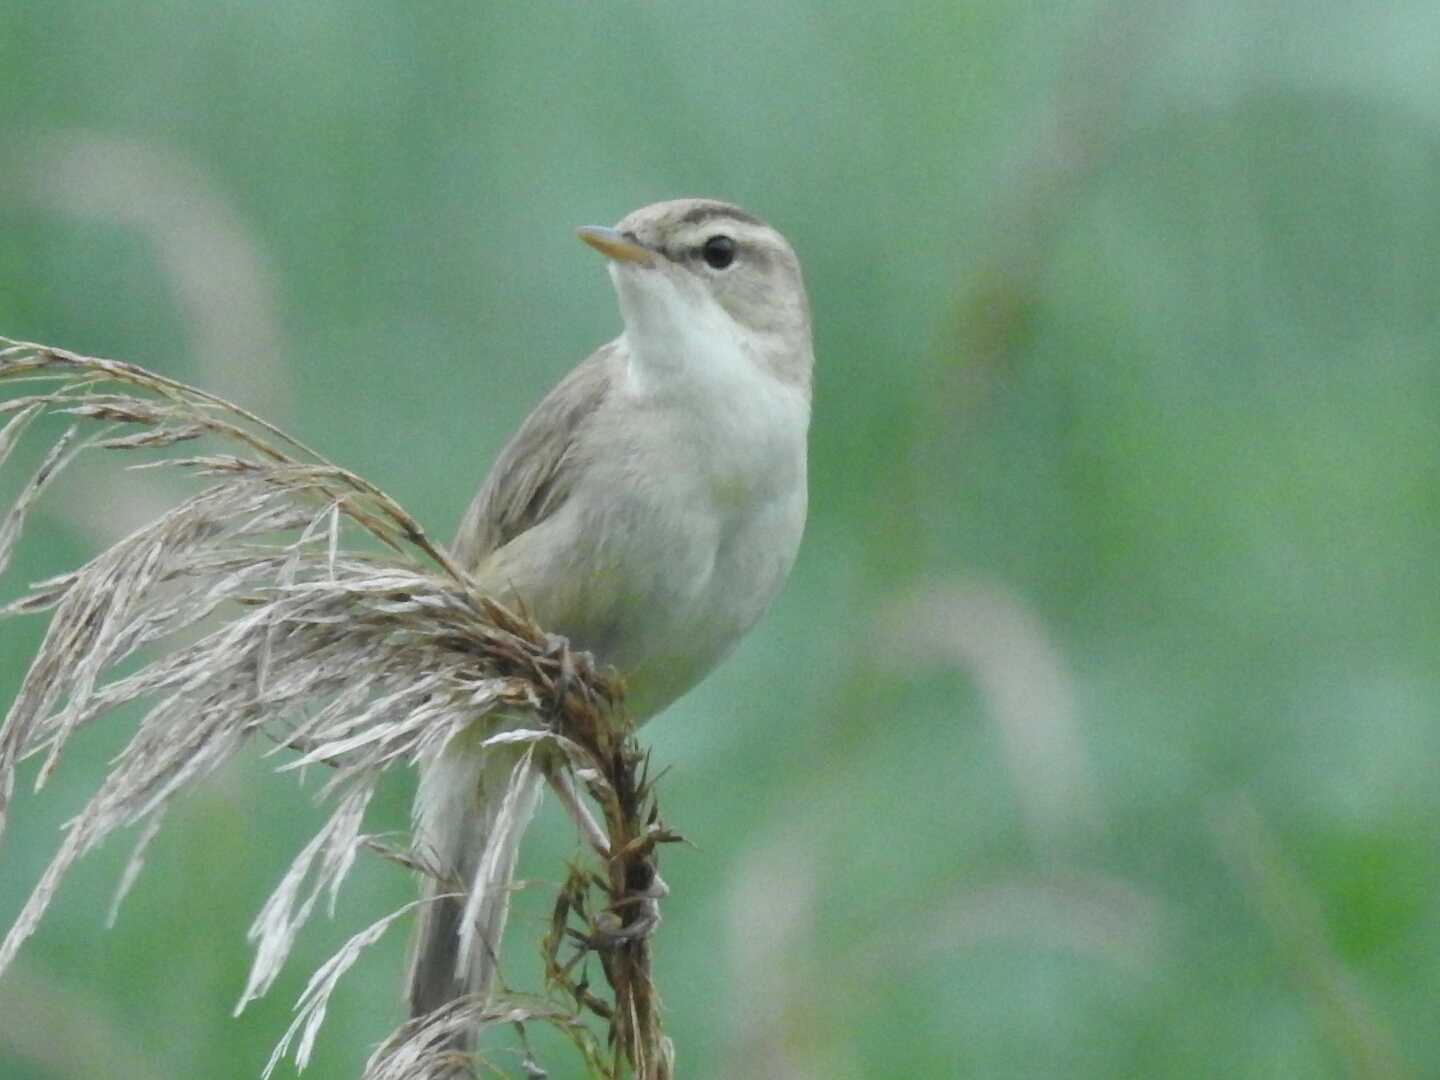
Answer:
(0, 338, 679, 1078)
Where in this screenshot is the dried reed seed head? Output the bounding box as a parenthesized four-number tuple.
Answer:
(1, 339, 666, 1077)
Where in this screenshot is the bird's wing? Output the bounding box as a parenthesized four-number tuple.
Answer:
(451, 341, 617, 568)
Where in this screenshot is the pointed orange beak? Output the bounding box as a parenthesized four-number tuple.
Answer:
(576, 226, 655, 267)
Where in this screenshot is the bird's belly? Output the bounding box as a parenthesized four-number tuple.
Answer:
(478, 356, 809, 722)
(527, 476, 804, 721)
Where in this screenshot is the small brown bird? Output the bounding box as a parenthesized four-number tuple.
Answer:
(407, 199, 814, 1043)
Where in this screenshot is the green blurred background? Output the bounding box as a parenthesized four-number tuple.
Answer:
(2, 2, 1437, 1077)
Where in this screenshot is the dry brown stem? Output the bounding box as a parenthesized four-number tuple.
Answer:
(0, 337, 674, 1078)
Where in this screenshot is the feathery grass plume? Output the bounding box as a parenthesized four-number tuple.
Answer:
(0, 337, 680, 1079)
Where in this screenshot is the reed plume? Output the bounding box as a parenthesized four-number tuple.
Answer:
(0, 338, 676, 1079)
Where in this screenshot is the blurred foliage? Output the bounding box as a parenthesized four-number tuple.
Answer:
(2, 2, 1437, 1078)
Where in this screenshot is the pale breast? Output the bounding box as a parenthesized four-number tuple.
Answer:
(471, 317, 810, 722)
(575, 431, 805, 718)
(479, 384, 806, 720)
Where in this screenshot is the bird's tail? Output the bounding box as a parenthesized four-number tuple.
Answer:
(407, 729, 544, 1044)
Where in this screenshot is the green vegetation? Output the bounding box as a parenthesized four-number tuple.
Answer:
(1, 3, 1435, 1077)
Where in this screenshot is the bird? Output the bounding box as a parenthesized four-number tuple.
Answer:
(406, 198, 814, 1049)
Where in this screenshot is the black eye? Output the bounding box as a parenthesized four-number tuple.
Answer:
(700, 235, 736, 269)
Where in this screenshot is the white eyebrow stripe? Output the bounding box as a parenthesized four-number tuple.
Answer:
(671, 220, 786, 252)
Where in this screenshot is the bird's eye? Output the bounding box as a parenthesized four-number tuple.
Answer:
(700, 235, 737, 270)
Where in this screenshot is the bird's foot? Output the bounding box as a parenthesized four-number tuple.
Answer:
(590, 868, 668, 946)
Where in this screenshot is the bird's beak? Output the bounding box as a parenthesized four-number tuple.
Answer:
(577, 226, 655, 267)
